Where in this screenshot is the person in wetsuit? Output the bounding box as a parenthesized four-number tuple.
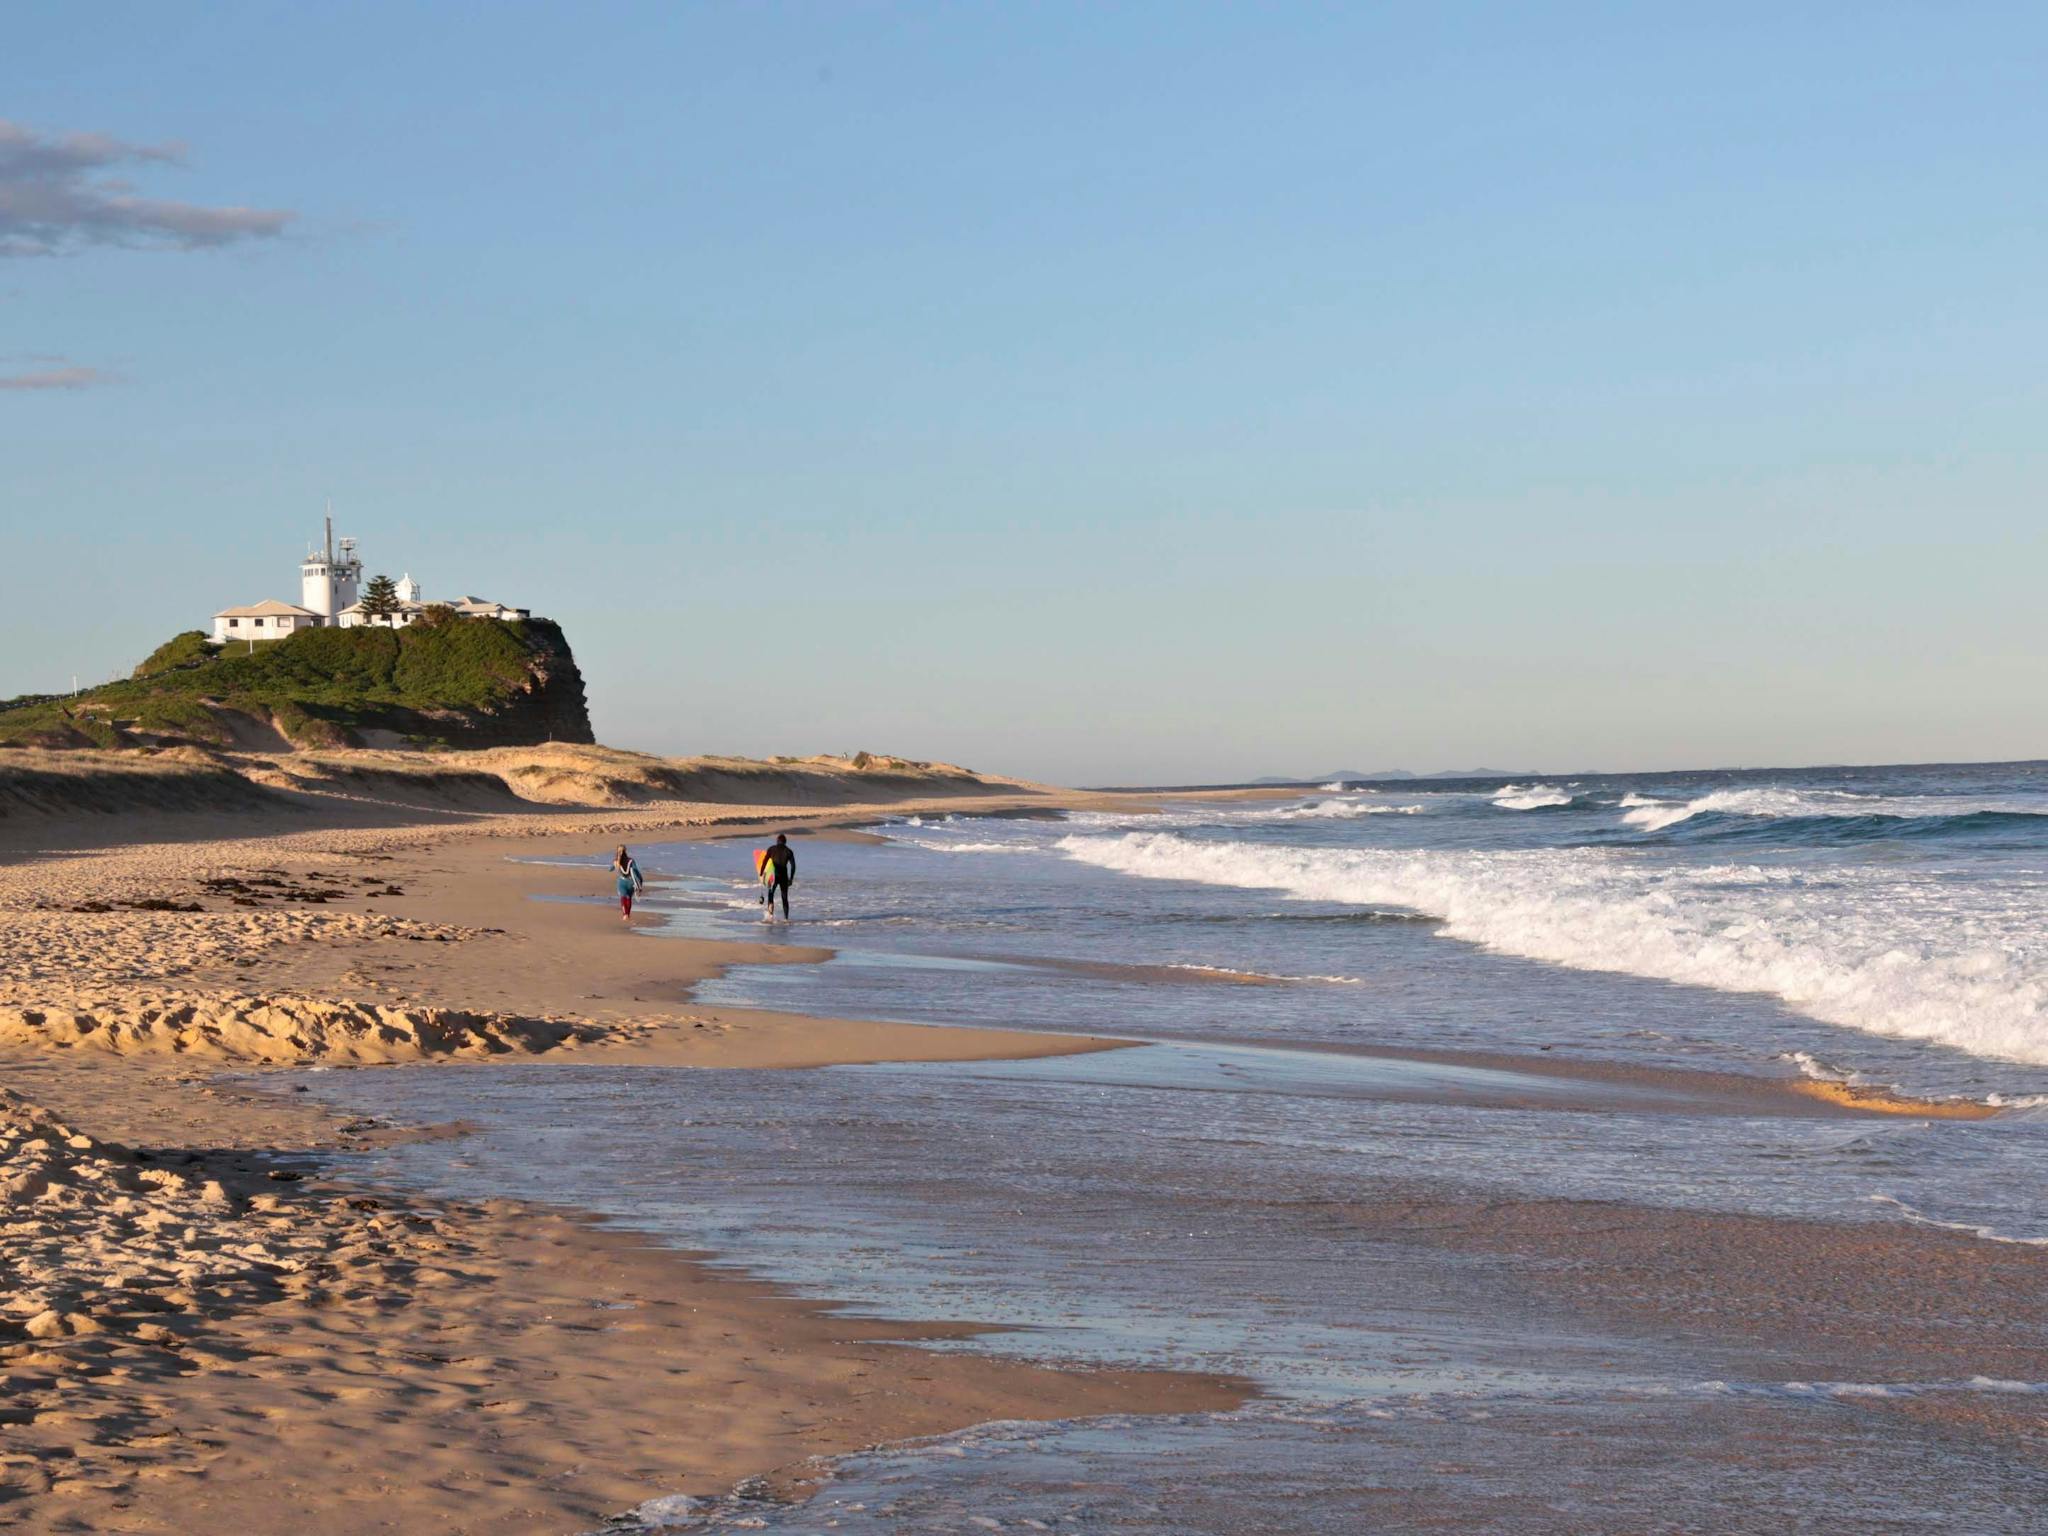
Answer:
(762, 833, 796, 920)
(612, 845, 644, 924)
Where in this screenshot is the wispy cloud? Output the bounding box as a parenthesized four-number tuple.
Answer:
(0, 119, 294, 257)
(0, 362, 117, 391)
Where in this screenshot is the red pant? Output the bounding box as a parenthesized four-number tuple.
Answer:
(620, 893, 634, 917)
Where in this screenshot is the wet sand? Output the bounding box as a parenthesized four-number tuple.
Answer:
(306, 1036, 2048, 1532)
(1, 1076, 1236, 1533)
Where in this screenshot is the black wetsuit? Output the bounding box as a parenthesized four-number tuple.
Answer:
(764, 842, 795, 917)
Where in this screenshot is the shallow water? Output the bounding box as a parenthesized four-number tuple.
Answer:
(307, 1047, 2048, 1532)
(307, 763, 2048, 1530)
(608, 764, 2048, 1244)
(602, 1395, 2048, 1535)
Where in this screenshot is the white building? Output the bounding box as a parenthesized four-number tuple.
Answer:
(336, 580, 530, 629)
(299, 524, 362, 621)
(443, 594, 529, 620)
(211, 520, 532, 643)
(212, 599, 323, 643)
(338, 574, 425, 629)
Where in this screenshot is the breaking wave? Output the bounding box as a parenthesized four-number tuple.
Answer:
(1491, 785, 1576, 811)
(1621, 787, 2048, 840)
(1255, 798, 1425, 821)
(1623, 788, 1881, 831)
(1054, 831, 2048, 1067)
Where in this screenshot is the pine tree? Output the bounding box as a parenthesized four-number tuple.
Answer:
(360, 573, 402, 620)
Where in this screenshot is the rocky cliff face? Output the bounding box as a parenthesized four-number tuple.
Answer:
(360, 619, 594, 748)
(500, 621, 592, 743)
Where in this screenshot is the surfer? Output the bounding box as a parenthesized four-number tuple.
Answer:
(612, 846, 644, 924)
(760, 834, 796, 921)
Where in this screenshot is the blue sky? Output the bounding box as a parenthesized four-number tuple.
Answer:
(5, 3, 2044, 783)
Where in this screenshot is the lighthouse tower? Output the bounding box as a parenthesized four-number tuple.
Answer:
(300, 514, 362, 623)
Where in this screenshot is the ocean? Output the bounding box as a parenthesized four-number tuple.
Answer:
(724, 761, 2048, 1096)
(302, 760, 2048, 1531)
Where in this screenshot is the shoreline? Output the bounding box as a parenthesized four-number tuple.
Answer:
(1, 783, 1253, 1532)
(5, 774, 2044, 1528)
(2, 1063, 1245, 1533)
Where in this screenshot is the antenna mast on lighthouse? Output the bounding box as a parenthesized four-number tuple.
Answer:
(325, 502, 334, 565)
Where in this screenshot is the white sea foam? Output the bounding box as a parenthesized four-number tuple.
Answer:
(1165, 963, 1364, 985)
(891, 838, 1035, 854)
(1255, 799, 1424, 821)
(1621, 787, 1870, 831)
(1867, 1195, 2048, 1247)
(1780, 1051, 2041, 1113)
(1319, 781, 1348, 793)
(1621, 785, 2048, 832)
(1491, 785, 1574, 811)
(618, 1491, 710, 1528)
(1702, 1375, 2048, 1399)
(1054, 831, 2048, 1066)
(1782, 1050, 1860, 1084)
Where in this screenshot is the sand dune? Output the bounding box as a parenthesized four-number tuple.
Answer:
(0, 741, 1040, 826)
(0, 749, 288, 821)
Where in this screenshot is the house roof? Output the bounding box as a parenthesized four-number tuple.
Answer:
(215, 599, 319, 618)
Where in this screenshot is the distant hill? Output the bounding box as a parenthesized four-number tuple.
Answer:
(1254, 767, 1527, 785)
(1250, 770, 1404, 785)
(0, 619, 593, 752)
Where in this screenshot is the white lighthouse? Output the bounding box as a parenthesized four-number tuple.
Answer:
(211, 517, 532, 643)
(299, 514, 362, 622)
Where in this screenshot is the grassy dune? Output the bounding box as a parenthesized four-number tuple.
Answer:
(0, 741, 1030, 824)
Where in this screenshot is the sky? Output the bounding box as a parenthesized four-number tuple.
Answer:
(4, 3, 2044, 785)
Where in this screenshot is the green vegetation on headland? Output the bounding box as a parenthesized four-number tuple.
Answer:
(133, 630, 218, 678)
(0, 618, 593, 751)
